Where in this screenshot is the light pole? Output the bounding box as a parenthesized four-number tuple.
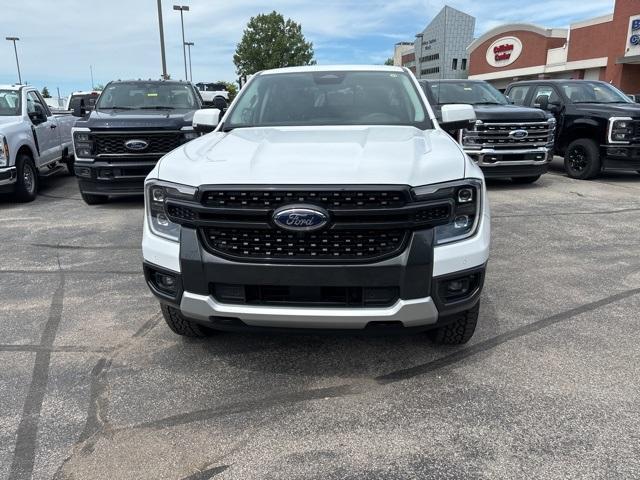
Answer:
(157, 0, 169, 79)
(173, 5, 190, 81)
(185, 41, 194, 82)
(90, 64, 94, 89)
(6, 37, 22, 84)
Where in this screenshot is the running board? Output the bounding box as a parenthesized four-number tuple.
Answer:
(39, 164, 67, 177)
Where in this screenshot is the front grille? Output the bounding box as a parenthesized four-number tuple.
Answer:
(202, 228, 408, 262)
(474, 121, 553, 149)
(92, 132, 183, 155)
(201, 189, 408, 209)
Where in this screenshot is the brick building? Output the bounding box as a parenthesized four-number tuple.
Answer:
(467, 0, 640, 92)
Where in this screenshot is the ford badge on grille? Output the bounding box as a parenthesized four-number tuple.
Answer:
(273, 205, 329, 232)
(125, 139, 149, 151)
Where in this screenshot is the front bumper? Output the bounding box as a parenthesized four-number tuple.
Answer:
(143, 212, 490, 331)
(603, 145, 640, 170)
(465, 147, 552, 178)
(75, 159, 158, 196)
(0, 167, 17, 193)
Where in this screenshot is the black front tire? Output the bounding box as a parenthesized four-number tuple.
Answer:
(428, 302, 480, 345)
(512, 175, 541, 184)
(161, 304, 214, 338)
(565, 139, 601, 179)
(80, 191, 108, 205)
(15, 154, 38, 202)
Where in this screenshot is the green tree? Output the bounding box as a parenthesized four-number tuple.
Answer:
(41, 86, 51, 98)
(217, 81, 238, 103)
(233, 11, 315, 77)
(384, 58, 394, 66)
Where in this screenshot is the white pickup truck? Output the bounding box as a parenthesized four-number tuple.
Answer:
(0, 85, 78, 201)
(195, 82, 229, 109)
(143, 66, 491, 345)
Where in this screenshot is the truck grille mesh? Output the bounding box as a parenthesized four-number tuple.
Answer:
(93, 132, 183, 155)
(475, 122, 553, 149)
(201, 189, 408, 209)
(202, 228, 407, 262)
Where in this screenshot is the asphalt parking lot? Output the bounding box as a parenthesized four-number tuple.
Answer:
(2, 159, 640, 480)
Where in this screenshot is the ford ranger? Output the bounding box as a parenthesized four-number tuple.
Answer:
(0, 85, 78, 202)
(142, 66, 491, 345)
(72, 80, 202, 204)
(420, 79, 555, 184)
(505, 80, 640, 179)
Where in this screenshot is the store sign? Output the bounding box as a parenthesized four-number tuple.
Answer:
(627, 15, 640, 56)
(486, 36, 523, 67)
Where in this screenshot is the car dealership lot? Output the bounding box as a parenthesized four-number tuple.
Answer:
(2, 162, 640, 480)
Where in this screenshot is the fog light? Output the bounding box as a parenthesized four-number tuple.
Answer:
(446, 278, 470, 295)
(454, 215, 471, 229)
(75, 167, 91, 178)
(155, 272, 177, 293)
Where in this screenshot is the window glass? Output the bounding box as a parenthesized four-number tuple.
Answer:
(96, 82, 198, 109)
(461, 59, 467, 71)
(0, 90, 21, 116)
(452, 59, 458, 70)
(428, 81, 508, 105)
(226, 71, 431, 129)
(507, 85, 530, 105)
(27, 91, 47, 114)
(561, 81, 632, 104)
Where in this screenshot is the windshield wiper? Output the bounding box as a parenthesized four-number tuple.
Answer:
(101, 106, 133, 110)
(140, 106, 176, 110)
(473, 102, 505, 105)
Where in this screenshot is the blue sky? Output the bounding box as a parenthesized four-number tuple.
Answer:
(1, 0, 614, 98)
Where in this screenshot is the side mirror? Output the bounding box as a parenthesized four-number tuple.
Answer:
(193, 108, 220, 133)
(440, 104, 476, 130)
(535, 95, 549, 111)
(29, 110, 46, 124)
(72, 105, 86, 117)
(505, 95, 514, 104)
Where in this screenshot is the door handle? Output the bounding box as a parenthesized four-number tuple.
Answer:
(50, 124, 57, 129)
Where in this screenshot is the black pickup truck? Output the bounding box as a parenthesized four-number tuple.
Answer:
(72, 80, 202, 204)
(505, 80, 640, 179)
(420, 79, 555, 184)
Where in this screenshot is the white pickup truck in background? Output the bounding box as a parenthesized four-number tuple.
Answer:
(0, 85, 79, 202)
(195, 82, 229, 109)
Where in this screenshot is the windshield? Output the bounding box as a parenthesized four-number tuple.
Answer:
(225, 71, 431, 130)
(562, 82, 633, 104)
(96, 82, 198, 110)
(427, 81, 508, 105)
(0, 90, 21, 116)
(69, 94, 99, 111)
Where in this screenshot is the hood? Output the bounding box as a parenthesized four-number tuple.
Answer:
(78, 109, 196, 130)
(0, 116, 22, 131)
(157, 126, 467, 187)
(473, 104, 549, 122)
(571, 102, 640, 118)
(431, 104, 549, 122)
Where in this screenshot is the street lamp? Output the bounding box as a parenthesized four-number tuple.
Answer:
(173, 5, 190, 81)
(6, 37, 22, 84)
(184, 42, 194, 82)
(156, 0, 169, 79)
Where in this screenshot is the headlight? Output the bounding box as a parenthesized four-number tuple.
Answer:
(547, 117, 556, 144)
(412, 179, 483, 245)
(72, 128, 94, 159)
(0, 136, 8, 168)
(608, 117, 634, 144)
(145, 180, 197, 242)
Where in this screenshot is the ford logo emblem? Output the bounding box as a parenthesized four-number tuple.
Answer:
(125, 139, 149, 151)
(509, 129, 528, 139)
(273, 205, 329, 232)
